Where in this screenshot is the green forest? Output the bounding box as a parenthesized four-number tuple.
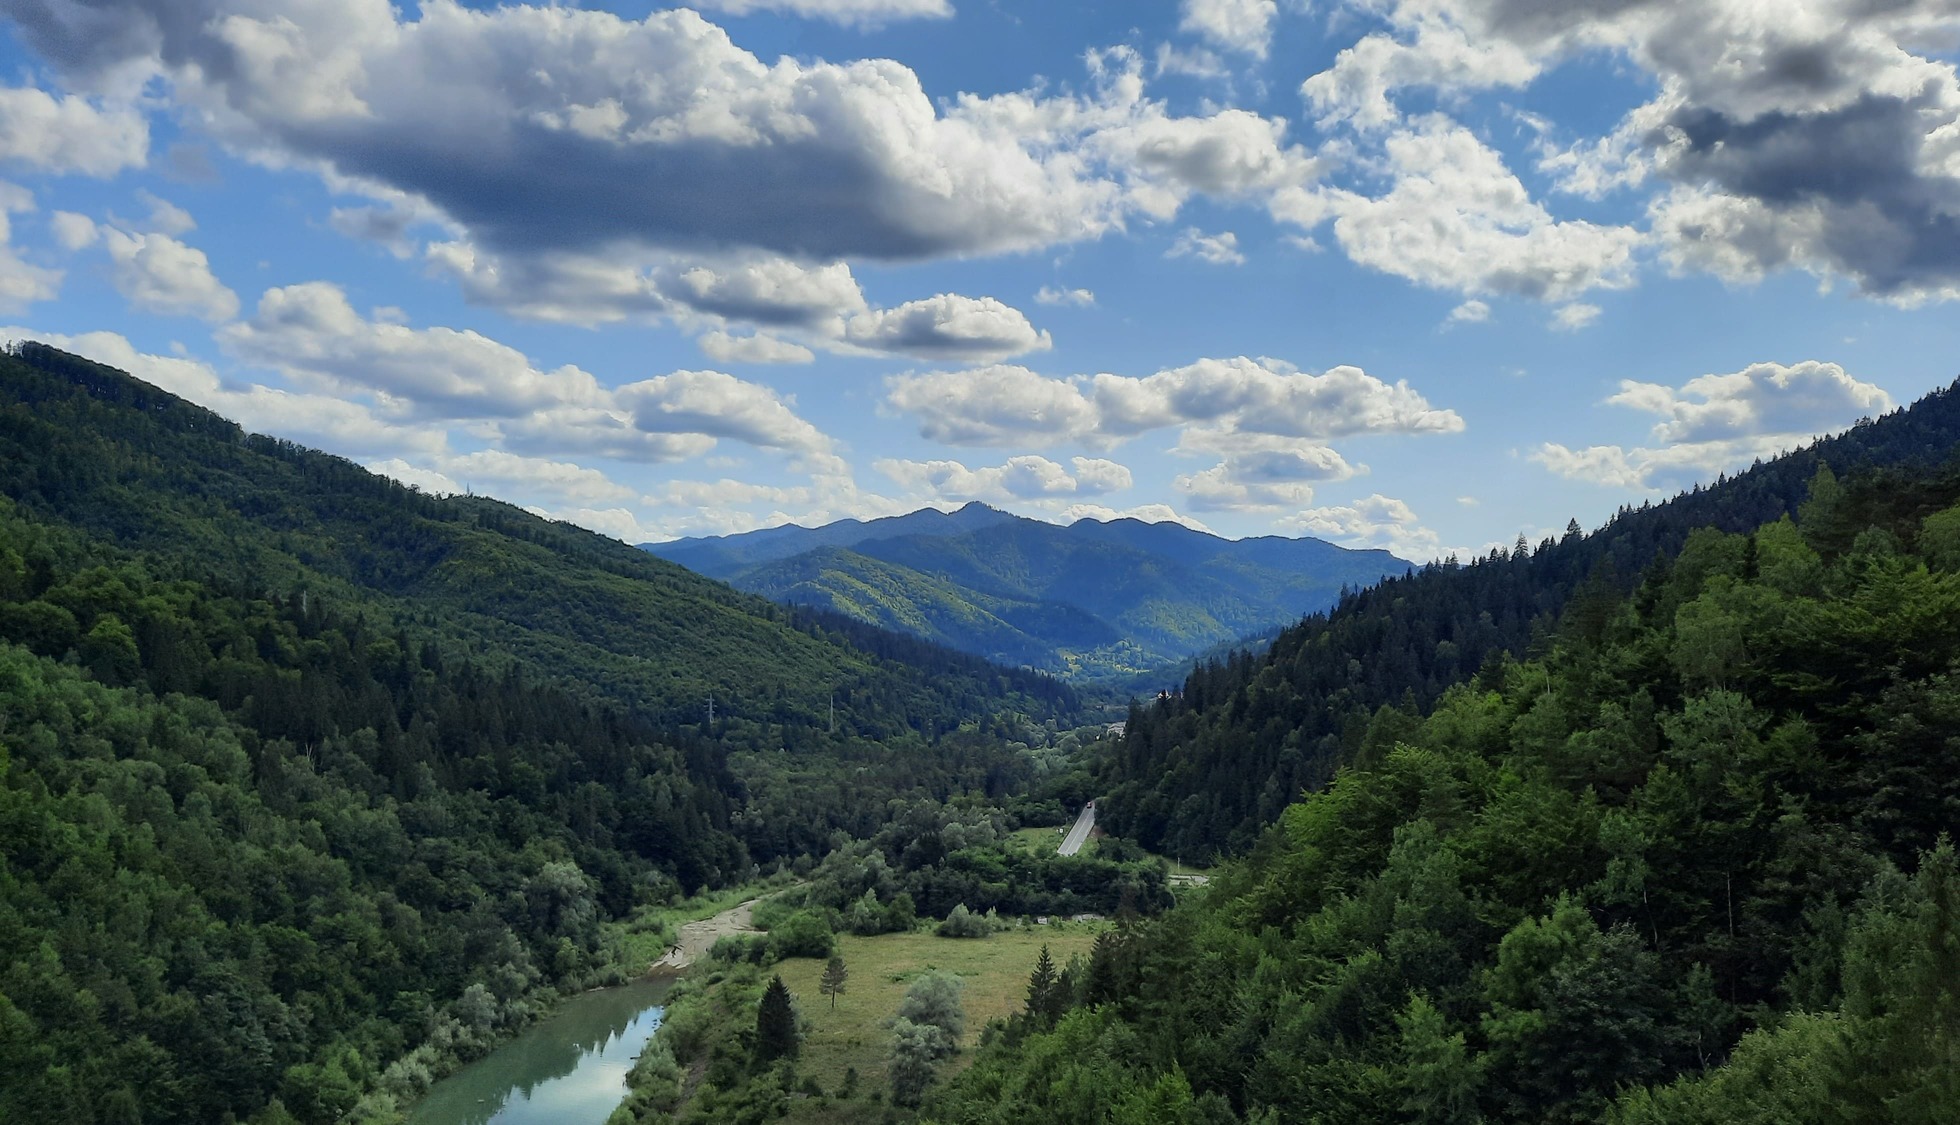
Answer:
(0, 344, 1085, 1125)
(922, 462, 1960, 1122)
(7, 339, 1960, 1125)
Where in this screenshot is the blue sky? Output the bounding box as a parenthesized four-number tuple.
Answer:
(2, 0, 1956, 560)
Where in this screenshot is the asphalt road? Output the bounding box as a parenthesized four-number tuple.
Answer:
(1059, 801, 1096, 856)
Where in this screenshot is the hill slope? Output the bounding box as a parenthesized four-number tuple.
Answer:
(0, 343, 1074, 736)
(1104, 381, 1960, 860)
(0, 341, 1080, 1125)
(933, 450, 1960, 1124)
(650, 504, 1409, 678)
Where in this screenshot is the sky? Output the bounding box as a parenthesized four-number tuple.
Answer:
(0, 0, 1956, 561)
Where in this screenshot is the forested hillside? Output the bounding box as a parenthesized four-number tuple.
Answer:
(0, 343, 1079, 1125)
(1106, 383, 1960, 860)
(0, 343, 1073, 735)
(652, 505, 1407, 679)
(929, 458, 1960, 1123)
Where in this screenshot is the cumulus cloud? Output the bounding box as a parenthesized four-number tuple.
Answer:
(1611, 360, 1891, 444)
(614, 370, 841, 471)
(368, 458, 460, 495)
(698, 330, 815, 365)
(889, 356, 1460, 450)
(220, 282, 603, 419)
(132, 190, 194, 235)
(50, 211, 98, 251)
(876, 454, 1132, 504)
(0, 186, 61, 311)
(1551, 303, 1601, 331)
(843, 294, 1051, 362)
(1035, 286, 1095, 307)
(1299, 0, 1960, 303)
(689, 0, 952, 28)
(99, 229, 238, 321)
(1179, 0, 1279, 58)
(1448, 299, 1490, 324)
(1279, 494, 1438, 559)
(1167, 228, 1245, 265)
(14, 5, 1312, 265)
(1173, 443, 1360, 510)
(886, 363, 1103, 447)
(437, 449, 637, 506)
(1534, 360, 1892, 490)
(1175, 465, 1318, 511)
(3, 326, 449, 457)
(1317, 118, 1642, 302)
(0, 85, 147, 176)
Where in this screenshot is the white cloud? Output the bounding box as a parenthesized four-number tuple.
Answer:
(527, 505, 668, 545)
(368, 458, 460, 495)
(438, 449, 636, 506)
(889, 356, 1461, 450)
(1534, 360, 1892, 490)
(4, 326, 449, 457)
(688, 0, 952, 28)
(613, 369, 842, 472)
(220, 282, 604, 419)
(1279, 494, 1439, 559)
(50, 211, 98, 251)
(1448, 299, 1490, 324)
(843, 293, 1051, 362)
(1551, 303, 1601, 332)
(1035, 286, 1095, 307)
(885, 364, 1103, 447)
(1175, 464, 1318, 511)
(1316, 118, 1642, 302)
(1069, 456, 1133, 494)
(0, 187, 61, 312)
(1179, 0, 1279, 58)
(133, 190, 194, 235)
(698, 330, 815, 365)
(1167, 228, 1245, 266)
(0, 85, 147, 176)
(1297, 0, 1960, 302)
(875, 454, 1131, 503)
(19, 6, 1305, 267)
(99, 229, 238, 321)
(1611, 360, 1891, 445)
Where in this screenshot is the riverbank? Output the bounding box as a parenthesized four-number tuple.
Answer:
(650, 897, 766, 973)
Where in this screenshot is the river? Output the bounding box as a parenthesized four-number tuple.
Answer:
(404, 978, 672, 1125)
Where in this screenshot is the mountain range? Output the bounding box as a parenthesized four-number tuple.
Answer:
(644, 504, 1411, 678)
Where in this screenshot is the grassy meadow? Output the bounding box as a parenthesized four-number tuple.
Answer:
(765, 925, 1106, 1119)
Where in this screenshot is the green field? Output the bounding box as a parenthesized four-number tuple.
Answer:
(766, 925, 1106, 1119)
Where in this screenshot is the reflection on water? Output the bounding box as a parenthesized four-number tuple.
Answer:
(406, 979, 671, 1125)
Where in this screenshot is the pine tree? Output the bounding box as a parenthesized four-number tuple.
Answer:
(755, 975, 800, 1062)
(1025, 944, 1058, 1026)
(820, 955, 849, 1010)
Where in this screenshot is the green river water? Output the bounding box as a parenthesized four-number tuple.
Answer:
(405, 979, 671, 1125)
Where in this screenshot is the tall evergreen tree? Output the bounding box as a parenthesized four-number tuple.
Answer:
(1025, 945, 1059, 1026)
(755, 976, 799, 1063)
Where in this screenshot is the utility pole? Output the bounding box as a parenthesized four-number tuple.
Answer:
(829, 693, 836, 735)
(707, 693, 715, 729)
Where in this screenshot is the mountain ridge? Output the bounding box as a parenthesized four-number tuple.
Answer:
(647, 503, 1411, 679)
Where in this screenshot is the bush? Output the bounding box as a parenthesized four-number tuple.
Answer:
(767, 910, 836, 960)
(935, 904, 995, 938)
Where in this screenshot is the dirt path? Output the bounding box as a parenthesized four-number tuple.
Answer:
(653, 897, 764, 971)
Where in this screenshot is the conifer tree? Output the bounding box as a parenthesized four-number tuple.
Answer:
(755, 975, 800, 1062)
(820, 955, 849, 1010)
(1025, 944, 1059, 1026)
